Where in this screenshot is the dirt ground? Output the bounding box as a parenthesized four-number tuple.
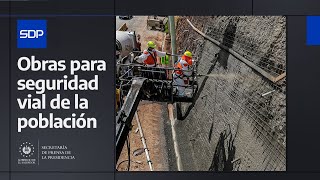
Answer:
(116, 101, 169, 171)
(116, 16, 170, 171)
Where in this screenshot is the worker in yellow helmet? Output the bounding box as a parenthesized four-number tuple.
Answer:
(173, 51, 194, 97)
(134, 41, 167, 67)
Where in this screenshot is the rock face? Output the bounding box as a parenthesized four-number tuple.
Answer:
(174, 16, 286, 171)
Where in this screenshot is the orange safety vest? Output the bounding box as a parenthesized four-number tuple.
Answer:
(143, 50, 157, 66)
(175, 62, 184, 75)
(175, 55, 192, 76)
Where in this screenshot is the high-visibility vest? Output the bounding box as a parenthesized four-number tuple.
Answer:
(174, 55, 192, 76)
(143, 50, 157, 66)
(175, 62, 184, 75)
(161, 55, 169, 65)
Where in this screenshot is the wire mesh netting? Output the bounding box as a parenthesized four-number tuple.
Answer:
(176, 16, 286, 171)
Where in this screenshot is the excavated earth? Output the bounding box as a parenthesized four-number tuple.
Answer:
(117, 16, 169, 171)
(117, 16, 286, 171)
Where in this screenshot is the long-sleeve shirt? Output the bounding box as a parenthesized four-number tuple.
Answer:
(175, 56, 193, 77)
(136, 49, 166, 67)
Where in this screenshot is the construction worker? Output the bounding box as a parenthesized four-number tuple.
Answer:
(134, 41, 166, 67)
(134, 41, 167, 79)
(173, 51, 194, 97)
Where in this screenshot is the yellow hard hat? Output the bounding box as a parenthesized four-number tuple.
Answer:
(184, 51, 192, 58)
(147, 41, 156, 48)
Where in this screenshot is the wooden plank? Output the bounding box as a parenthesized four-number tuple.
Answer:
(117, 23, 128, 31)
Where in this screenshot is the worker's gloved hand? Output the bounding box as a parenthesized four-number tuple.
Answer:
(133, 56, 139, 62)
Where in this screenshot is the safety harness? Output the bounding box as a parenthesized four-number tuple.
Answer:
(174, 62, 184, 79)
(147, 50, 157, 67)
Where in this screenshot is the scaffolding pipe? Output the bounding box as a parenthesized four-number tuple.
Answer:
(135, 112, 153, 171)
(169, 16, 177, 65)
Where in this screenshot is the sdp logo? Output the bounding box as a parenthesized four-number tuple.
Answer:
(17, 20, 47, 48)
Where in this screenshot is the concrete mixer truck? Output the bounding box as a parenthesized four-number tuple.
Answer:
(116, 24, 141, 79)
(116, 30, 140, 60)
